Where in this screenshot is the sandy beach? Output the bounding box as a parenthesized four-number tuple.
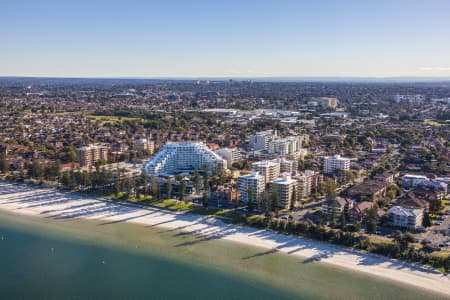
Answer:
(0, 181, 449, 297)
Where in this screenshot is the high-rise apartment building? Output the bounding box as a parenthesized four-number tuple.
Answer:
(216, 148, 241, 166)
(323, 155, 350, 174)
(144, 142, 227, 176)
(249, 130, 309, 159)
(269, 174, 298, 208)
(77, 144, 109, 167)
(134, 138, 155, 154)
(272, 157, 297, 174)
(304, 170, 323, 193)
(296, 173, 312, 199)
(294, 170, 323, 199)
(252, 160, 281, 184)
(268, 136, 303, 156)
(237, 172, 265, 204)
(316, 97, 339, 109)
(249, 130, 276, 151)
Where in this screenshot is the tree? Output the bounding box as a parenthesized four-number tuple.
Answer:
(216, 167, 226, 186)
(323, 179, 337, 200)
(180, 179, 186, 201)
(271, 186, 279, 213)
(290, 188, 297, 210)
(166, 178, 172, 199)
(393, 231, 415, 252)
(386, 184, 401, 200)
(0, 153, 7, 173)
(422, 212, 431, 227)
(113, 180, 121, 196)
(202, 163, 210, 189)
(202, 192, 208, 207)
(340, 211, 347, 231)
(364, 207, 378, 234)
(247, 186, 254, 212)
(263, 192, 271, 213)
(193, 169, 201, 192)
(44, 161, 60, 181)
(156, 184, 161, 201)
(28, 161, 44, 180)
(67, 147, 77, 162)
(61, 171, 73, 187)
(126, 178, 136, 198)
(428, 197, 443, 213)
(150, 174, 158, 196)
(141, 170, 149, 196)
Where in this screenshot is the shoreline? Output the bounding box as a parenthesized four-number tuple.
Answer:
(1, 182, 449, 297)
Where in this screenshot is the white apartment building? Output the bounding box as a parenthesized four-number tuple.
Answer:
(295, 170, 323, 199)
(249, 130, 276, 151)
(134, 138, 155, 154)
(144, 142, 227, 176)
(77, 144, 109, 167)
(272, 158, 297, 174)
(216, 148, 241, 166)
(401, 174, 428, 188)
(316, 97, 339, 109)
(268, 136, 301, 156)
(267, 135, 309, 157)
(304, 170, 323, 193)
(402, 174, 448, 194)
(394, 94, 425, 103)
(270, 174, 298, 208)
(252, 160, 281, 184)
(387, 206, 424, 229)
(296, 173, 312, 199)
(323, 155, 350, 174)
(237, 172, 265, 204)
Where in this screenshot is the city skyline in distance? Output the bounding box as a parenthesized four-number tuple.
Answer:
(3, 0, 450, 78)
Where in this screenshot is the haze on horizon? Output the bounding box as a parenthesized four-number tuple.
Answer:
(2, 0, 450, 78)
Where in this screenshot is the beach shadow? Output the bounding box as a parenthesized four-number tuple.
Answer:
(242, 248, 279, 260)
(302, 252, 330, 264)
(99, 211, 158, 225)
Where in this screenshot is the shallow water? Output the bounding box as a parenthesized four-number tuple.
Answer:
(0, 211, 447, 300)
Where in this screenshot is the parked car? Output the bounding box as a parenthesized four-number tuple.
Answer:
(416, 226, 426, 232)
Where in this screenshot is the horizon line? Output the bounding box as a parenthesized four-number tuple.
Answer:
(2, 75, 450, 83)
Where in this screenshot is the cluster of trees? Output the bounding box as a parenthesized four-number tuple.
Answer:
(435, 109, 450, 121)
(60, 167, 116, 191)
(27, 161, 61, 182)
(231, 160, 251, 170)
(238, 214, 450, 274)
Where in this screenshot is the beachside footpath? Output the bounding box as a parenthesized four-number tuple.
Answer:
(0, 181, 450, 297)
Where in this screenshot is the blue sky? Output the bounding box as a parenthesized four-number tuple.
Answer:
(2, 0, 450, 78)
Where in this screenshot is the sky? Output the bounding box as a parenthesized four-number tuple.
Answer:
(2, 0, 450, 78)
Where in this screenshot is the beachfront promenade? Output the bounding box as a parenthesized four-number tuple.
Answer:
(0, 181, 449, 297)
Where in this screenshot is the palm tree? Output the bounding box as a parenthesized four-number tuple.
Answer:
(247, 186, 254, 212)
(166, 178, 172, 199)
(393, 231, 415, 252)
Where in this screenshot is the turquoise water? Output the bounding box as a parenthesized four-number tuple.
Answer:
(0, 211, 447, 300)
(0, 226, 299, 300)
